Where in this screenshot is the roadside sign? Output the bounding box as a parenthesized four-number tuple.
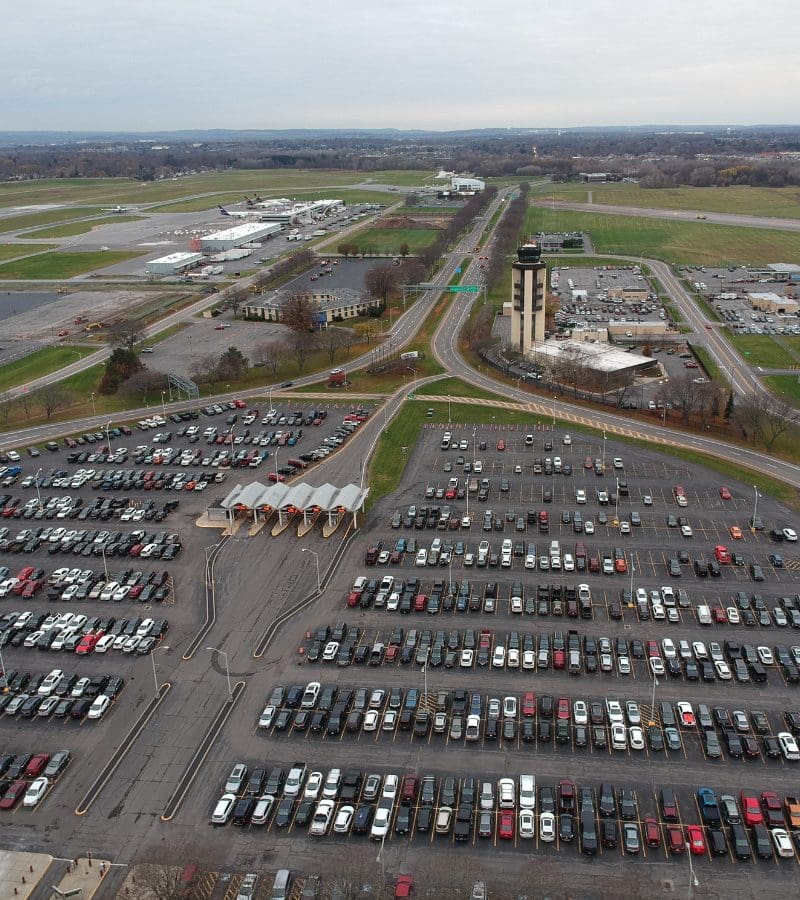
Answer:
(454, 266, 462, 274)
(449, 285, 479, 293)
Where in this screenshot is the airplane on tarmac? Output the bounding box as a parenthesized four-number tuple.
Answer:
(243, 195, 264, 207)
(101, 205, 137, 213)
(218, 205, 271, 220)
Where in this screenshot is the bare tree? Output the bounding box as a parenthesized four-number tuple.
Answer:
(251, 270, 272, 293)
(108, 317, 143, 351)
(190, 353, 219, 388)
(287, 331, 317, 373)
(282, 293, 316, 333)
(366, 263, 400, 305)
(133, 840, 220, 900)
(222, 284, 248, 318)
(321, 327, 349, 365)
(0, 391, 11, 426)
(33, 384, 69, 420)
(119, 370, 169, 404)
(253, 340, 285, 375)
(735, 392, 794, 451)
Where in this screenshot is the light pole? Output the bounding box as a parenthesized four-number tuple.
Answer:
(448, 395, 452, 424)
(0, 647, 7, 692)
(100, 545, 109, 580)
(752, 484, 759, 531)
(405, 366, 417, 395)
(601, 432, 607, 471)
(206, 646, 233, 701)
(160, 391, 167, 418)
(105, 421, 112, 453)
(615, 477, 620, 521)
(422, 659, 428, 700)
(268, 386, 273, 413)
(90, 393, 96, 416)
(34, 468, 42, 510)
(552, 395, 556, 427)
(302, 548, 321, 592)
(150, 644, 169, 697)
(688, 846, 699, 898)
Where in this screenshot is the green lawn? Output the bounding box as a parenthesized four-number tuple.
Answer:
(0, 250, 144, 279)
(0, 345, 98, 393)
(0, 170, 432, 210)
(350, 227, 439, 255)
(24, 215, 144, 238)
(414, 377, 504, 401)
(0, 207, 105, 232)
(0, 243, 58, 262)
(538, 183, 800, 219)
(764, 375, 800, 408)
(725, 331, 800, 368)
(525, 207, 800, 266)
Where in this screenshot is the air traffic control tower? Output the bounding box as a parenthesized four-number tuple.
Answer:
(510, 239, 547, 354)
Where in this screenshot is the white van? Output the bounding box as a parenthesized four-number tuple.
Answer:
(415, 548, 428, 567)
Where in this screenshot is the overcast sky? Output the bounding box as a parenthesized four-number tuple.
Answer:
(4, 0, 798, 131)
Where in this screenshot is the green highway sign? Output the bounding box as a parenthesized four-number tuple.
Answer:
(449, 285, 480, 293)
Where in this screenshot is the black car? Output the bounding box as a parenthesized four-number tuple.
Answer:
(273, 797, 294, 828)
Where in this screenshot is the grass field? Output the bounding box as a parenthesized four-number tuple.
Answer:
(764, 375, 800, 407)
(0, 207, 105, 233)
(0, 171, 432, 210)
(525, 207, 800, 266)
(724, 331, 800, 368)
(24, 215, 144, 238)
(0, 345, 98, 393)
(350, 227, 439, 255)
(0, 250, 144, 279)
(0, 243, 57, 262)
(534, 182, 800, 219)
(414, 376, 505, 401)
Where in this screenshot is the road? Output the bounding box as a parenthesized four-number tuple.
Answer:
(533, 198, 800, 233)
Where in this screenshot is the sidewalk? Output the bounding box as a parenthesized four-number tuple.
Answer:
(0, 852, 53, 900)
(53, 857, 111, 900)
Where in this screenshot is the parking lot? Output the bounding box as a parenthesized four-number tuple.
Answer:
(3, 408, 800, 895)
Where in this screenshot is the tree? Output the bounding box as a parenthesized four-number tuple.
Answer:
(251, 270, 272, 293)
(99, 347, 143, 394)
(735, 392, 793, 451)
(0, 391, 11, 427)
(724, 390, 735, 421)
(190, 353, 219, 388)
(33, 384, 69, 420)
(365, 263, 400, 305)
(108, 317, 143, 351)
(282, 293, 316, 333)
(119, 370, 169, 403)
(404, 192, 420, 207)
(252, 340, 285, 375)
(321, 327, 350, 365)
(398, 242, 410, 258)
(216, 346, 249, 380)
(287, 331, 317, 373)
(222, 284, 248, 318)
(133, 840, 222, 900)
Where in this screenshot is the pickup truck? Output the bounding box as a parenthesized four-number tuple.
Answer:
(785, 796, 800, 828)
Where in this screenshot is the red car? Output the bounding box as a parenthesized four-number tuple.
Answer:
(414, 594, 428, 612)
(740, 792, 763, 826)
(16, 566, 34, 581)
(0, 781, 27, 810)
(761, 791, 784, 827)
(614, 556, 628, 574)
(719, 486, 732, 500)
(686, 825, 706, 856)
(498, 810, 515, 840)
(233, 399, 247, 409)
(478, 630, 492, 649)
(643, 816, 661, 848)
(522, 691, 536, 717)
(558, 780, 576, 812)
(75, 632, 103, 655)
(667, 825, 685, 855)
(385, 645, 398, 662)
(553, 649, 565, 670)
(496, 440, 505, 451)
(394, 875, 414, 898)
(346, 591, 360, 608)
(556, 698, 570, 720)
(712, 607, 727, 624)
(25, 753, 50, 777)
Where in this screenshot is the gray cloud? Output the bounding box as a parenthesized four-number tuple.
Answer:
(3, 0, 798, 129)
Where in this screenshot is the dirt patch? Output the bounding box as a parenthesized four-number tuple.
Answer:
(378, 215, 447, 230)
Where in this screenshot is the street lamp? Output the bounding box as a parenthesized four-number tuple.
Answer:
(206, 646, 233, 701)
(601, 432, 607, 471)
(405, 366, 417, 394)
(150, 644, 169, 697)
(552, 395, 556, 427)
(105, 421, 112, 453)
(448, 395, 452, 424)
(302, 548, 321, 592)
(688, 847, 699, 897)
(752, 484, 759, 531)
(34, 468, 42, 510)
(160, 391, 167, 418)
(100, 545, 109, 580)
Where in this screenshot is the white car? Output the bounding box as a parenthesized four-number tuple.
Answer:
(539, 812, 556, 842)
(492, 646, 506, 668)
(303, 771, 324, 800)
(649, 657, 665, 676)
(575, 489, 586, 504)
(382, 710, 397, 731)
(87, 694, 111, 720)
(460, 649, 474, 668)
(783, 528, 798, 542)
(584, 520, 595, 535)
(363, 710, 379, 732)
(757, 646, 774, 665)
(522, 650, 536, 670)
(22, 777, 48, 808)
(573, 700, 588, 725)
(611, 723, 627, 750)
(310, 799, 336, 835)
(643, 495, 653, 505)
(211, 792, 237, 825)
(322, 768, 342, 800)
(370, 805, 392, 840)
(251, 794, 275, 825)
(333, 804, 355, 834)
(772, 828, 795, 858)
(38, 669, 63, 696)
(714, 660, 732, 681)
(778, 732, 800, 761)
(613, 457, 623, 469)
(680, 524, 693, 537)
(382, 774, 399, 800)
(519, 809, 536, 839)
(94, 634, 116, 654)
(258, 705, 276, 729)
(322, 641, 339, 662)
(726, 607, 741, 625)
(617, 656, 631, 675)
(629, 726, 645, 750)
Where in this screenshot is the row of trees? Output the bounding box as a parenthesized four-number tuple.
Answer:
(483, 182, 530, 291)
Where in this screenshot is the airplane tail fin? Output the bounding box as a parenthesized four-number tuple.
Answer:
(219, 206, 230, 215)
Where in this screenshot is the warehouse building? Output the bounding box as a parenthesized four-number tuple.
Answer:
(245, 288, 382, 325)
(200, 222, 282, 252)
(146, 251, 204, 276)
(451, 175, 485, 192)
(748, 292, 800, 315)
(529, 338, 658, 382)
